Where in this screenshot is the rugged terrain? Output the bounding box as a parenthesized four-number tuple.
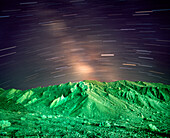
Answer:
(0, 80, 169, 137)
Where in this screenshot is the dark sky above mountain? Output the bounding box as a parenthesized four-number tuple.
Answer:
(0, 0, 170, 89)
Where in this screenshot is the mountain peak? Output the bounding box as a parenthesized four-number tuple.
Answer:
(0, 80, 169, 137)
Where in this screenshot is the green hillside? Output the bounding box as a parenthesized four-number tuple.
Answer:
(0, 80, 169, 137)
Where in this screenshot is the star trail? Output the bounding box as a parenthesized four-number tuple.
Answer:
(0, 0, 170, 89)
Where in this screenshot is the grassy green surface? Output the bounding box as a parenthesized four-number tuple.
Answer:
(0, 80, 169, 137)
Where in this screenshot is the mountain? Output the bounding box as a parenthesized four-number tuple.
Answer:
(0, 80, 169, 137)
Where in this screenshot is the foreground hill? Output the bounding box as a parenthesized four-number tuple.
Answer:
(0, 80, 169, 137)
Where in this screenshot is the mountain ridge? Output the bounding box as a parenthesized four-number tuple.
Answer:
(0, 80, 169, 137)
(0, 80, 169, 117)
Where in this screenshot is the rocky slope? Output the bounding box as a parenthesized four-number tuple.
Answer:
(0, 80, 169, 137)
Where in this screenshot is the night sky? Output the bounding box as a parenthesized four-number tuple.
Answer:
(0, 0, 170, 90)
